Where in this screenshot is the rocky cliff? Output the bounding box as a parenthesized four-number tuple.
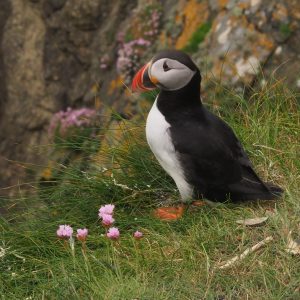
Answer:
(0, 0, 299, 196)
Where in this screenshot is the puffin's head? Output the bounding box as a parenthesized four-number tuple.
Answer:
(131, 50, 199, 93)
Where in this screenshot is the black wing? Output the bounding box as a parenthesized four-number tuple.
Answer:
(169, 107, 270, 196)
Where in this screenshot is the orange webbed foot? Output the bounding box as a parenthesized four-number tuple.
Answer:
(153, 205, 185, 221)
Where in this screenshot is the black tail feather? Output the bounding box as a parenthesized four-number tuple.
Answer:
(265, 182, 284, 197)
(202, 180, 284, 202)
(226, 180, 284, 202)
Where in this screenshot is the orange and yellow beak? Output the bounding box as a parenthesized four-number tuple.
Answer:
(131, 62, 158, 92)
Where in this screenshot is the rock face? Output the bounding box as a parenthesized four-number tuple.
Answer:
(198, 0, 300, 87)
(0, 0, 137, 196)
(0, 0, 299, 196)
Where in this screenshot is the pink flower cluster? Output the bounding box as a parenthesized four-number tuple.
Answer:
(107, 227, 120, 240)
(116, 38, 151, 84)
(116, 5, 162, 84)
(98, 204, 115, 227)
(99, 204, 115, 216)
(77, 228, 88, 241)
(48, 107, 97, 137)
(56, 225, 88, 242)
(144, 9, 161, 37)
(56, 225, 73, 239)
(56, 204, 143, 247)
(98, 204, 119, 240)
(98, 204, 143, 241)
(133, 230, 143, 239)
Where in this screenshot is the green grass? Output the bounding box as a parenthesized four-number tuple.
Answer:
(0, 80, 299, 299)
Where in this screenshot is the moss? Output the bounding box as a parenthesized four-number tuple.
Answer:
(175, 0, 209, 49)
(124, 32, 134, 43)
(183, 22, 211, 53)
(279, 23, 292, 38)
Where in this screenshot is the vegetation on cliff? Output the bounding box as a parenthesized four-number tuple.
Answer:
(1, 0, 300, 193)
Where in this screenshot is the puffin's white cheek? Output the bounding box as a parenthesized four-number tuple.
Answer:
(160, 69, 195, 91)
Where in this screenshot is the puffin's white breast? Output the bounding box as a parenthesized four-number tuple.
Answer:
(145, 99, 193, 201)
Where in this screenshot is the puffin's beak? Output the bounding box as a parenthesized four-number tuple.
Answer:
(131, 62, 157, 92)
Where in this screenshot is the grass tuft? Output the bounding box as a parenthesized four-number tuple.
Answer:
(0, 79, 299, 299)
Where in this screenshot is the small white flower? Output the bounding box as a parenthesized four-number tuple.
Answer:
(261, 79, 267, 87)
(0, 247, 6, 258)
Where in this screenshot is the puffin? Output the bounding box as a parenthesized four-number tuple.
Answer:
(131, 50, 283, 220)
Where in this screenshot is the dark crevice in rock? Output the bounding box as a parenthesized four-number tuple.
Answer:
(0, 0, 11, 118)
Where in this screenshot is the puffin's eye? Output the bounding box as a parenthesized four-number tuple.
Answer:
(163, 61, 171, 72)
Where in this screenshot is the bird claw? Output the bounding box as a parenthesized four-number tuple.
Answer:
(191, 200, 206, 207)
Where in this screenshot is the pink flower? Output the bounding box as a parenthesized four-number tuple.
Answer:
(106, 227, 120, 240)
(56, 225, 73, 239)
(98, 204, 115, 218)
(76, 228, 88, 241)
(48, 107, 96, 137)
(101, 214, 115, 227)
(133, 231, 143, 239)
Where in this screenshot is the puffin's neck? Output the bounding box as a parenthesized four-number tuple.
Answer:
(156, 71, 202, 118)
